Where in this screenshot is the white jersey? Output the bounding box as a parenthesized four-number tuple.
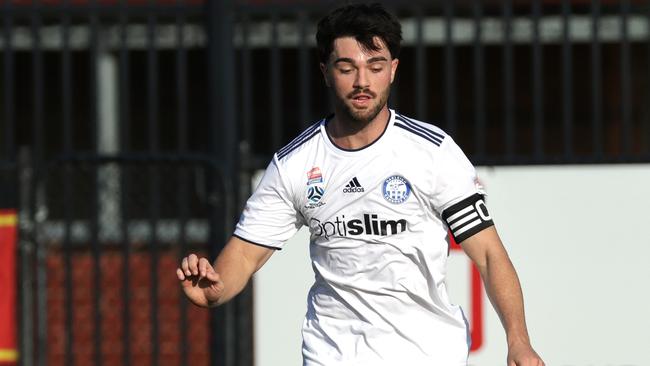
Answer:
(234, 109, 493, 366)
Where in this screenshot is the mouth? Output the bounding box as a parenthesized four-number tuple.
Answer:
(349, 93, 374, 107)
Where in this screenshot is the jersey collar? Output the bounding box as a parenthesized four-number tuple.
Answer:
(321, 109, 395, 156)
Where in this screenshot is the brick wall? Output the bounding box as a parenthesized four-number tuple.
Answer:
(46, 248, 210, 366)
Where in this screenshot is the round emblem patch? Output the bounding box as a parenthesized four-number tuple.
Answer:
(307, 185, 325, 203)
(382, 175, 411, 204)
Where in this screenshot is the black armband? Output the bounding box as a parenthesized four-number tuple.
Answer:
(442, 193, 494, 243)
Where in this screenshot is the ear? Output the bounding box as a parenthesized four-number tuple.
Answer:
(390, 58, 399, 84)
(320, 62, 331, 88)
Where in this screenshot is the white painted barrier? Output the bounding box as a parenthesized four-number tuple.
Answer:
(253, 165, 650, 366)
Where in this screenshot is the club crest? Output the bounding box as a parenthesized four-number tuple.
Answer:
(382, 175, 411, 204)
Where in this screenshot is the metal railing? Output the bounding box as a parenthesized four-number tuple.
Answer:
(233, 0, 650, 165)
(19, 153, 234, 366)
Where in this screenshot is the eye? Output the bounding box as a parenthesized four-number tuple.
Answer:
(371, 67, 383, 73)
(340, 68, 353, 74)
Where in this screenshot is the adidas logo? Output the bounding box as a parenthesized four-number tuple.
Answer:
(343, 177, 365, 193)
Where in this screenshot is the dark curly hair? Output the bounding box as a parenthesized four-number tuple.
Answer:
(316, 2, 402, 64)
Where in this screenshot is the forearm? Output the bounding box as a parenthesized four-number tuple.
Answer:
(462, 227, 531, 344)
(211, 246, 254, 306)
(210, 236, 274, 307)
(479, 248, 530, 345)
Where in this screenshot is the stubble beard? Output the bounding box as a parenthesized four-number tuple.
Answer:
(337, 87, 390, 126)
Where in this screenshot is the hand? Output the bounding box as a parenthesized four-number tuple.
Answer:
(176, 253, 225, 307)
(507, 340, 545, 366)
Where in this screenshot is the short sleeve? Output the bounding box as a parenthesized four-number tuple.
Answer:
(233, 157, 303, 249)
(431, 137, 494, 243)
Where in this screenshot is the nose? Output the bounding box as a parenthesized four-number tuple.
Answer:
(353, 68, 369, 90)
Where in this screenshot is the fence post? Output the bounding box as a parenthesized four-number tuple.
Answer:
(205, 1, 240, 366)
(17, 148, 34, 366)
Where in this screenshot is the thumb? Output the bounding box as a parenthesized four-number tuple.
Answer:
(205, 268, 221, 284)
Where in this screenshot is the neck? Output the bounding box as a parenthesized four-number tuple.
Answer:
(327, 106, 390, 150)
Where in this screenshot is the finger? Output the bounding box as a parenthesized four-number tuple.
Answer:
(198, 258, 211, 278)
(205, 267, 221, 283)
(188, 253, 199, 275)
(181, 257, 191, 276)
(176, 268, 186, 281)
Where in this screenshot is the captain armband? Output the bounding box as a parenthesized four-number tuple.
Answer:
(442, 193, 494, 243)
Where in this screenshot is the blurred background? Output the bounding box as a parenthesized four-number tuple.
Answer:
(0, 0, 649, 365)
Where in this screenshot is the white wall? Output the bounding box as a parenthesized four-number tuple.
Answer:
(253, 165, 650, 366)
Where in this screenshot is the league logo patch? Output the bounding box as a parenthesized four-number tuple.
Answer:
(382, 175, 411, 204)
(305, 167, 326, 209)
(307, 185, 325, 203)
(307, 167, 323, 185)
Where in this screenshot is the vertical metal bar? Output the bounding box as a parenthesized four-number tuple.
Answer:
(532, 0, 544, 160)
(415, 6, 428, 121)
(562, 0, 574, 158)
(621, 0, 631, 154)
(146, 5, 160, 366)
(30, 4, 47, 365)
(88, 5, 102, 366)
(473, 0, 486, 159)
(503, 0, 515, 160)
(32, 3, 44, 165)
(18, 148, 34, 366)
(444, 0, 456, 136)
(119, 166, 131, 366)
(118, 1, 132, 365)
(241, 14, 253, 152)
(239, 13, 254, 210)
(270, 12, 282, 150)
(62, 173, 73, 366)
(175, 2, 189, 365)
(385, 4, 398, 110)
(298, 11, 312, 127)
(592, 0, 603, 157)
(645, 1, 650, 154)
(2, 3, 15, 160)
(61, 2, 75, 365)
(206, 0, 237, 365)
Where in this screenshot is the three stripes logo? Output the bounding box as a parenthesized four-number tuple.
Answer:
(343, 177, 364, 193)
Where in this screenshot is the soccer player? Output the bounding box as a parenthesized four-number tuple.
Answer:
(177, 3, 545, 365)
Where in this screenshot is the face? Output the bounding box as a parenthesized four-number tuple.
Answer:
(320, 36, 399, 124)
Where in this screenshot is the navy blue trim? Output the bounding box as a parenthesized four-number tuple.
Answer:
(277, 128, 321, 160)
(324, 111, 391, 152)
(394, 122, 443, 146)
(396, 113, 445, 140)
(395, 114, 445, 142)
(277, 120, 322, 157)
(233, 233, 282, 251)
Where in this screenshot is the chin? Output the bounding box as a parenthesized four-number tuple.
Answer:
(348, 106, 382, 124)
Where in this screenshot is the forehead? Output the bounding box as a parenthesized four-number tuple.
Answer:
(330, 36, 391, 61)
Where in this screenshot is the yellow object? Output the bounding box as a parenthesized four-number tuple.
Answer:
(0, 348, 18, 361)
(0, 213, 17, 228)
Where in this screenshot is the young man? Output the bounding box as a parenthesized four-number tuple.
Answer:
(177, 3, 545, 365)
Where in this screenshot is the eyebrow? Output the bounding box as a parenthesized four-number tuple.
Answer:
(333, 56, 389, 65)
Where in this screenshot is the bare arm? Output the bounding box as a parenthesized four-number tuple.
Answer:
(460, 226, 544, 366)
(176, 236, 276, 308)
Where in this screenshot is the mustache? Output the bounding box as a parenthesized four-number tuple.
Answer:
(347, 89, 377, 98)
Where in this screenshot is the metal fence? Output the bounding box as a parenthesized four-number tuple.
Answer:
(1, 1, 244, 366)
(1, 1, 650, 366)
(233, 0, 650, 164)
(20, 153, 234, 366)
